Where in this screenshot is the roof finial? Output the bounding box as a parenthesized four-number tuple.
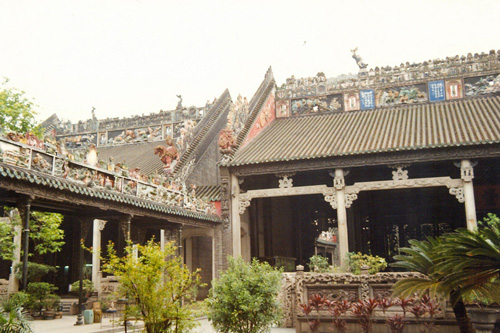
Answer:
(351, 47, 368, 69)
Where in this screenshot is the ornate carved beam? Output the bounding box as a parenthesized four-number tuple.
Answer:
(238, 174, 466, 214)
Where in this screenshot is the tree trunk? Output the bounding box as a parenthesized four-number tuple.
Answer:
(452, 296, 475, 333)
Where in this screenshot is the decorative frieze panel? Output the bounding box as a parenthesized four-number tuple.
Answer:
(292, 272, 426, 325)
(277, 50, 500, 102)
(276, 51, 500, 120)
(347, 176, 463, 195)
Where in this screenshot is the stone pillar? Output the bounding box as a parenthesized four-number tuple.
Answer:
(185, 237, 193, 271)
(213, 224, 224, 278)
(334, 169, 349, 267)
(92, 219, 106, 296)
(8, 211, 22, 294)
(461, 160, 477, 230)
(219, 167, 232, 270)
(231, 173, 241, 257)
(160, 229, 165, 252)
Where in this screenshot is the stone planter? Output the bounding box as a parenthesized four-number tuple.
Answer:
(466, 306, 500, 333)
(43, 309, 56, 320)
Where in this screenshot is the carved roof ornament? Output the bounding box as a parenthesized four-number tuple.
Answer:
(351, 47, 368, 69)
(154, 136, 180, 175)
(218, 128, 237, 165)
(176, 94, 183, 110)
(227, 94, 250, 137)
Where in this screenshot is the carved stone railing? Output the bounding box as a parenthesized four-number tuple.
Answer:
(279, 272, 460, 331)
(0, 137, 217, 215)
(100, 275, 120, 298)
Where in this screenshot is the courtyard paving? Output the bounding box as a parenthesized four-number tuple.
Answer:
(31, 315, 295, 332)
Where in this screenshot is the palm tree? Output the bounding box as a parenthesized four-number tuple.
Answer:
(391, 237, 474, 333)
(392, 213, 500, 333)
(435, 213, 500, 305)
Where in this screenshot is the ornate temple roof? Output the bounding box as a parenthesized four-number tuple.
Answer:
(229, 95, 500, 167)
(0, 163, 221, 223)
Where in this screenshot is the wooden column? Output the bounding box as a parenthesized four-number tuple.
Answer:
(334, 169, 349, 267)
(461, 160, 477, 230)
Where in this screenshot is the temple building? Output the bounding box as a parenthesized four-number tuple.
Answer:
(218, 50, 500, 271)
(1, 49, 500, 313)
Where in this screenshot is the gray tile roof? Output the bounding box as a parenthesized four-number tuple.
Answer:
(97, 141, 163, 176)
(229, 95, 500, 166)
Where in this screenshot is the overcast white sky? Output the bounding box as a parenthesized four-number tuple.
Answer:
(1, 0, 499, 123)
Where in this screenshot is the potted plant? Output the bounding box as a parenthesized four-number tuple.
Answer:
(43, 294, 60, 320)
(25, 282, 58, 320)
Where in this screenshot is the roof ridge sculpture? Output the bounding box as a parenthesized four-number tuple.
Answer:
(173, 89, 232, 175)
(278, 49, 500, 99)
(218, 67, 275, 166)
(0, 134, 219, 216)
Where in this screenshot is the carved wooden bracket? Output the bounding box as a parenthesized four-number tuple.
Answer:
(324, 195, 337, 209)
(449, 187, 465, 203)
(96, 219, 107, 232)
(345, 194, 358, 208)
(239, 199, 251, 214)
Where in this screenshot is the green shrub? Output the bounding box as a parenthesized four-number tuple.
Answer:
(14, 262, 56, 282)
(308, 255, 331, 273)
(206, 257, 282, 333)
(70, 279, 94, 296)
(25, 282, 58, 312)
(348, 252, 387, 274)
(8, 292, 29, 309)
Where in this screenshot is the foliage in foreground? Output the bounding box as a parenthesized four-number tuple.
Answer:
(102, 240, 202, 333)
(391, 213, 500, 332)
(392, 213, 500, 304)
(0, 297, 33, 333)
(206, 256, 282, 333)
